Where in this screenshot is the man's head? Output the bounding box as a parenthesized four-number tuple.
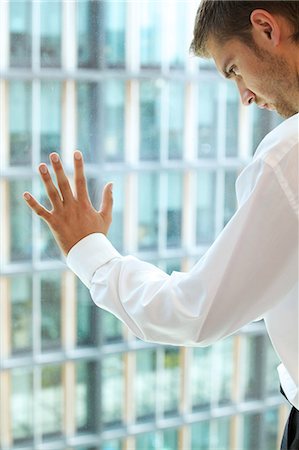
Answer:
(190, 1, 299, 118)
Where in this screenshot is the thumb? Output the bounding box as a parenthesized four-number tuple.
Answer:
(99, 182, 113, 220)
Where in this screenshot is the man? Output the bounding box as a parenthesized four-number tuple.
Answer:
(23, 1, 299, 448)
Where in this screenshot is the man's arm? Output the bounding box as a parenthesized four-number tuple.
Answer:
(23, 151, 113, 256)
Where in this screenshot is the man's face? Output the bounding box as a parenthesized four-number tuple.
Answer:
(207, 37, 298, 119)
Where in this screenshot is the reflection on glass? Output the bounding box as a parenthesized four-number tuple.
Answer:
(102, 81, 125, 162)
(264, 408, 279, 450)
(9, 81, 32, 166)
(77, 281, 98, 347)
(169, 1, 186, 69)
(138, 172, 159, 251)
(9, 0, 32, 67)
(168, 82, 184, 160)
(163, 348, 180, 416)
(41, 272, 61, 351)
(101, 354, 124, 427)
(77, 82, 99, 163)
(40, 82, 61, 161)
(196, 170, 216, 245)
(191, 421, 210, 450)
(191, 347, 212, 411)
(243, 412, 261, 450)
(140, 1, 161, 68)
(198, 81, 218, 159)
(103, 174, 124, 252)
(225, 83, 239, 157)
(136, 349, 156, 421)
(140, 81, 161, 160)
(104, 1, 126, 67)
(11, 275, 32, 354)
(215, 338, 234, 405)
(167, 172, 182, 248)
(40, 1, 61, 67)
(76, 361, 97, 433)
(224, 171, 238, 227)
(40, 365, 63, 438)
(243, 335, 264, 401)
(9, 179, 32, 262)
(11, 368, 33, 443)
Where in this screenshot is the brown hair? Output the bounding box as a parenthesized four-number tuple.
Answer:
(190, 0, 299, 58)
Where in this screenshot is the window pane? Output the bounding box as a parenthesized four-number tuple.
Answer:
(40, 82, 61, 161)
(196, 171, 216, 245)
(167, 172, 182, 249)
(225, 83, 239, 157)
(224, 171, 238, 227)
(77, 0, 99, 68)
(77, 82, 99, 163)
(213, 417, 231, 450)
(191, 347, 212, 411)
(9, 81, 32, 166)
(102, 310, 123, 344)
(140, 1, 161, 68)
(265, 335, 280, 396)
(163, 348, 180, 416)
(138, 172, 159, 251)
(198, 81, 218, 159)
(102, 80, 125, 162)
(11, 275, 32, 354)
(9, 0, 32, 67)
(76, 361, 97, 433)
(214, 338, 234, 406)
(140, 81, 161, 161)
(136, 432, 158, 450)
(243, 335, 264, 401)
(102, 440, 123, 450)
(168, 82, 184, 160)
(41, 271, 62, 351)
(104, 1, 126, 67)
(101, 354, 124, 427)
(9, 179, 32, 262)
(40, 364, 63, 438)
(103, 173, 124, 253)
(136, 349, 156, 422)
(40, 1, 61, 67)
(163, 428, 179, 450)
(264, 408, 279, 450)
(191, 421, 210, 450)
(77, 281, 99, 347)
(243, 413, 261, 450)
(11, 368, 33, 444)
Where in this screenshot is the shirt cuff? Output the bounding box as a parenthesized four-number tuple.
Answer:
(66, 233, 121, 288)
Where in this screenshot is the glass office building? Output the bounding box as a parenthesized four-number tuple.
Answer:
(0, 1, 289, 449)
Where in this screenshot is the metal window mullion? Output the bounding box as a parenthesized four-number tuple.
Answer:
(62, 0, 77, 72)
(184, 82, 197, 162)
(32, 79, 41, 265)
(61, 80, 77, 167)
(125, 80, 139, 165)
(126, 2, 140, 72)
(0, 0, 9, 71)
(239, 104, 253, 163)
(124, 351, 136, 427)
(0, 368, 12, 448)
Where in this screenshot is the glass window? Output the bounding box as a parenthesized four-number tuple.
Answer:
(167, 172, 182, 249)
(140, 1, 161, 68)
(136, 432, 159, 450)
(9, 179, 32, 262)
(265, 336, 280, 396)
(225, 83, 239, 157)
(169, 1, 187, 69)
(264, 408, 279, 450)
(224, 171, 238, 227)
(41, 271, 62, 351)
(162, 348, 180, 417)
(243, 412, 261, 450)
(103, 173, 124, 253)
(10, 275, 32, 354)
(138, 172, 159, 251)
(191, 421, 210, 450)
(168, 82, 184, 160)
(198, 81, 219, 159)
(165, 259, 181, 275)
(76, 280, 99, 347)
(11, 368, 34, 444)
(101, 310, 123, 344)
(40, 1, 61, 68)
(213, 417, 231, 450)
(77, 82, 99, 163)
(102, 80, 125, 162)
(140, 81, 161, 160)
(191, 347, 212, 411)
(76, 361, 97, 433)
(243, 335, 264, 401)
(136, 349, 156, 422)
(40, 364, 63, 438)
(77, 0, 100, 68)
(196, 170, 216, 245)
(104, 1, 126, 68)
(9, 81, 32, 166)
(251, 107, 282, 155)
(101, 354, 124, 428)
(102, 440, 123, 450)
(162, 428, 179, 450)
(214, 338, 234, 406)
(40, 82, 61, 162)
(9, 0, 32, 68)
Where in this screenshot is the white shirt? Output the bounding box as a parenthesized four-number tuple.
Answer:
(67, 113, 299, 409)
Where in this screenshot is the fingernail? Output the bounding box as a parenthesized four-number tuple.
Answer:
(51, 153, 59, 163)
(74, 151, 82, 160)
(40, 164, 48, 174)
(23, 192, 31, 200)
(109, 183, 113, 192)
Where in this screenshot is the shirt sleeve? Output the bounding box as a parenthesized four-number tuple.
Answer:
(66, 157, 298, 346)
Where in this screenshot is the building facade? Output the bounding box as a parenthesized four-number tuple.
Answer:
(0, 1, 289, 449)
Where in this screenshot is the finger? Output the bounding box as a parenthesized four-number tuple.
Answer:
(99, 182, 113, 221)
(39, 163, 63, 209)
(23, 192, 52, 222)
(49, 153, 74, 203)
(74, 151, 91, 202)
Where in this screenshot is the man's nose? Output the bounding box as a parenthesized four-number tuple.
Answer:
(237, 83, 256, 106)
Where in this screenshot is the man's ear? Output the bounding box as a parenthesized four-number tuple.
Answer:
(250, 9, 281, 46)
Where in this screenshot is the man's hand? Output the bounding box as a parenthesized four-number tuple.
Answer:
(23, 151, 113, 256)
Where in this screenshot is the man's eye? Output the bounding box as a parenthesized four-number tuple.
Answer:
(229, 65, 240, 77)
